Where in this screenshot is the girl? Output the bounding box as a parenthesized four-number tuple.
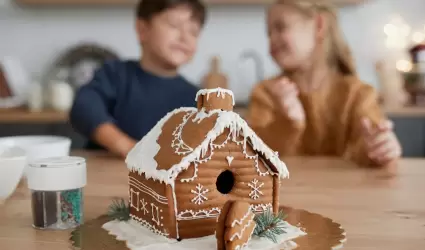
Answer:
(246, 0, 401, 168)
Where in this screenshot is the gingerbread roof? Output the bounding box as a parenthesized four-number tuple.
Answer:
(125, 88, 289, 185)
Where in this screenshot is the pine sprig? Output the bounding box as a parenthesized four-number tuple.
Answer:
(107, 198, 130, 221)
(253, 209, 287, 243)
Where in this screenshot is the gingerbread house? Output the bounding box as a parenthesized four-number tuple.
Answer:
(125, 88, 289, 240)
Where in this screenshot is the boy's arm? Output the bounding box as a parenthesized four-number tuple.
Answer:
(69, 62, 136, 157)
(343, 85, 399, 167)
(245, 83, 305, 155)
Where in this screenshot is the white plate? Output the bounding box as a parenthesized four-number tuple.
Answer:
(0, 135, 71, 162)
(0, 147, 27, 202)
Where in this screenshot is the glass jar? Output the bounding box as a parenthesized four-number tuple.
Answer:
(27, 156, 86, 230)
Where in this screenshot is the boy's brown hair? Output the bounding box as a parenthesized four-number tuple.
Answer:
(136, 0, 207, 27)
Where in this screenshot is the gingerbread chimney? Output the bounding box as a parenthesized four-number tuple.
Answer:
(196, 88, 234, 112)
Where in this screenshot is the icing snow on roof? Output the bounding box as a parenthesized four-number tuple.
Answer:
(195, 87, 235, 106)
(126, 108, 289, 185)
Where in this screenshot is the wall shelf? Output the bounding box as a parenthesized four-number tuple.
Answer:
(15, 0, 366, 7)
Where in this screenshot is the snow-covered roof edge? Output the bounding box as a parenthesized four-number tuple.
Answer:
(126, 108, 289, 185)
(125, 107, 197, 182)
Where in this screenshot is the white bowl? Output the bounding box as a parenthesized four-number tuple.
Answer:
(0, 135, 71, 162)
(0, 147, 27, 203)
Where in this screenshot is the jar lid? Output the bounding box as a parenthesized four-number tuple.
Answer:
(29, 156, 85, 168)
(27, 156, 86, 191)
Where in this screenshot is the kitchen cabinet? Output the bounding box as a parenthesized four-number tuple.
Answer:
(390, 117, 425, 157)
(15, 0, 366, 7)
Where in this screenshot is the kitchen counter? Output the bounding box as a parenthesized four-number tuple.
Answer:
(1, 150, 424, 249)
(235, 105, 425, 118)
(383, 106, 425, 117)
(1, 106, 425, 124)
(2, 106, 425, 157)
(0, 108, 68, 123)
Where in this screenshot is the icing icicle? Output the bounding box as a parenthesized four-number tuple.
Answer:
(195, 87, 235, 106)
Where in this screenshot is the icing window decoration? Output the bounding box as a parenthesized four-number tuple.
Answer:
(248, 179, 264, 200)
(130, 188, 140, 211)
(216, 170, 235, 194)
(191, 183, 209, 205)
(151, 203, 162, 226)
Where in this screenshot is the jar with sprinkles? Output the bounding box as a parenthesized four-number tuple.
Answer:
(27, 156, 86, 230)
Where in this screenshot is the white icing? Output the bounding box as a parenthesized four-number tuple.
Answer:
(102, 218, 306, 250)
(129, 177, 168, 204)
(129, 214, 169, 237)
(191, 183, 209, 205)
(231, 209, 252, 228)
(141, 199, 148, 215)
(126, 107, 197, 183)
(229, 214, 256, 241)
(151, 203, 161, 226)
(126, 108, 289, 185)
(248, 179, 264, 200)
(172, 111, 197, 155)
(194, 87, 235, 106)
(234, 224, 256, 250)
(250, 203, 273, 213)
(130, 188, 140, 211)
(171, 183, 180, 238)
(177, 207, 221, 221)
(226, 155, 234, 166)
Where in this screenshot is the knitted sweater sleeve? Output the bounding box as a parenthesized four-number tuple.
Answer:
(343, 84, 399, 167)
(245, 81, 305, 156)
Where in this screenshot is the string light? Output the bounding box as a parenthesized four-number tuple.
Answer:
(396, 59, 413, 72)
(412, 31, 425, 44)
(383, 16, 411, 49)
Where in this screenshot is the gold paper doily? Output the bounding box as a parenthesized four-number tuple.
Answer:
(69, 206, 346, 250)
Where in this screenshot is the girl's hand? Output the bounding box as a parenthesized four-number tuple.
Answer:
(361, 118, 401, 165)
(268, 77, 305, 124)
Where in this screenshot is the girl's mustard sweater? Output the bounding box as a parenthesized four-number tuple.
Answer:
(246, 74, 394, 167)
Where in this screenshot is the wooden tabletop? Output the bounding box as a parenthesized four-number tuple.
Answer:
(1, 151, 425, 250)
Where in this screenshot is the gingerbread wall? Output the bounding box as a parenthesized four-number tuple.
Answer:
(129, 171, 175, 237)
(174, 133, 275, 239)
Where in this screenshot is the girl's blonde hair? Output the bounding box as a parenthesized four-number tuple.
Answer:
(275, 0, 356, 75)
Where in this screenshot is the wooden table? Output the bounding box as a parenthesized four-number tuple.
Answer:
(1, 151, 425, 250)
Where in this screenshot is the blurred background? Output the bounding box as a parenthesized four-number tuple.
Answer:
(2, 0, 425, 156)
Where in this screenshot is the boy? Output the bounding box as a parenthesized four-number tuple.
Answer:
(70, 0, 206, 158)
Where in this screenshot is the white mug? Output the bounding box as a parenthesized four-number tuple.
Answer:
(50, 82, 74, 112)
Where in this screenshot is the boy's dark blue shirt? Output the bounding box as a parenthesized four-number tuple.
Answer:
(69, 60, 199, 149)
